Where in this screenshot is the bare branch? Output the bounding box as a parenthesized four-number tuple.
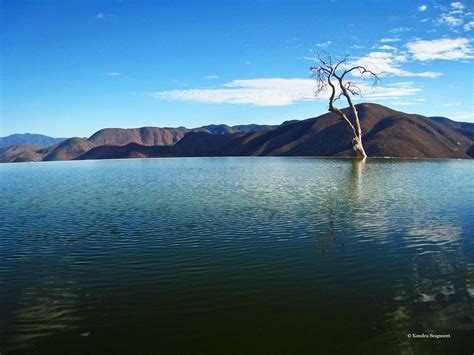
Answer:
(345, 82, 361, 96)
(333, 55, 349, 73)
(341, 66, 381, 81)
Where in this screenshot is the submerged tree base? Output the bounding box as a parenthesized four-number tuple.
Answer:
(353, 137, 367, 158)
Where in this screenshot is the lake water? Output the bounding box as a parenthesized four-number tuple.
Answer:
(1, 157, 473, 354)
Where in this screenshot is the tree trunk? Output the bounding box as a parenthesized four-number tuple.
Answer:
(352, 136, 367, 159)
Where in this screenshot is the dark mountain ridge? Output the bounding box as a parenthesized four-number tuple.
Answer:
(215, 104, 472, 158)
(1, 104, 473, 163)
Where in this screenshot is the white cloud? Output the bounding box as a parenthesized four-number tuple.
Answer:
(418, 4, 428, 11)
(147, 78, 421, 106)
(440, 14, 463, 26)
(316, 41, 332, 48)
(390, 98, 425, 106)
(436, 2, 473, 29)
(149, 79, 315, 106)
(378, 45, 398, 51)
(302, 56, 318, 62)
(106, 72, 121, 76)
(450, 111, 474, 122)
(389, 27, 411, 33)
(351, 44, 365, 49)
(351, 52, 442, 78)
(450, 2, 465, 10)
(392, 99, 425, 106)
(360, 82, 422, 100)
(380, 38, 401, 43)
(96, 13, 105, 20)
(464, 21, 474, 31)
(204, 75, 219, 80)
(407, 38, 473, 60)
(440, 102, 461, 107)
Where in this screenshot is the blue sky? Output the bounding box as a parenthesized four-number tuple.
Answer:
(1, 0, 473, 137)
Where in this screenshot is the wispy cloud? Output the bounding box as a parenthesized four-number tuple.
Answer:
(149, 79, 314, 106)
(450, 2, 465, 10)
(407, 38, 473, 60)
(147, 78, 421, 106)
(464, 21, 474, 31)
(106, 72, 121, 76)
(389, 97, 426, 106)
(96, 12, 105, 20)
(440, 14, 464, 26)
(378, 45, 398, 51)
(316, 41, 332, 48)
(436, 2, 473, 30)
(204, 75, 219, 80)
(351, 52, 442, 78)
(439, 102, 461, 107)
(359, 82, 422, 100)
(418, 4, 428, 12)
(380, 38, 401, 43)
(450, 111, 473, 122)
(389, 27, 411, 33)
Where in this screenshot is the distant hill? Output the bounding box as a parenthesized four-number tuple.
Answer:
(0, 144, 44, 162)
(430, 116, 474, 140)
(0, 133, 66, 148)
(40, 138, 96, 161)
(0, 138, 96, 162)
(1, 104, 473, 163)
(88, 124, 275, 146)
(88, 127, 192, 146)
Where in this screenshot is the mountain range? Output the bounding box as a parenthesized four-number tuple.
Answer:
(1, 104, 473, 163)
(0, 133, 67, 148)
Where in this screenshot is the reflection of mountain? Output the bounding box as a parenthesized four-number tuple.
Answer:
(1, 104, 473, 163)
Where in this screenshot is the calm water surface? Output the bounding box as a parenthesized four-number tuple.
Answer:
(1, 158, 473, 354)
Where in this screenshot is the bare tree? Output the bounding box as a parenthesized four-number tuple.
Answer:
(311, 54, 380, 158)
